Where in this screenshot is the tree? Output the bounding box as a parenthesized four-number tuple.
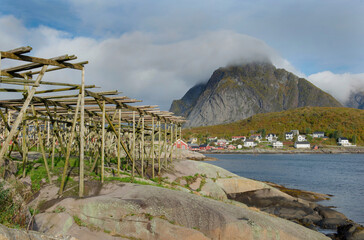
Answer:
(352, 135, 357, 144)
(305, 127, 311, 134)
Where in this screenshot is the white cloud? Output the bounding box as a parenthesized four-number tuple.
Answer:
(1, 14, 300, 110)
(308, 71, 364, 104)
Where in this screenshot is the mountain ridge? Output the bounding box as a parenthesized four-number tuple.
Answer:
(170, 62, 342, 127)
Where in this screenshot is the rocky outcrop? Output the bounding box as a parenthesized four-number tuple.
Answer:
(0, 224, 75, 240)
(345, 91, 364, 109)
(33, 182, 329, 240)
(170, 62, 342, 127)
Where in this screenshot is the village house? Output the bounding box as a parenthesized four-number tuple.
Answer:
(297, 135, 306, 142)
(189, 143, 199, 151)
(232, 136, 246, 141)
(266, 133, 277, 142)
(294, 141, 310, 149)
(313, 132, 325, 138)
(227, 144, 236, 150)
(250, 134, 262, 142)
(337, 137, 351, 146)
(207, 137, 217, 142)
(244, 139, 257, 147)
(285, 132, 294, 140)
(217, 139, 228, 147)
(272, 141, 283, 148)
(174, 139, 188, 150)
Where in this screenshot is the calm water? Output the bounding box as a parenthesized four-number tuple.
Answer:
(206, 154, 364, 224)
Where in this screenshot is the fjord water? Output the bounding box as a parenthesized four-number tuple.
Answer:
(206, 154, 364, 224)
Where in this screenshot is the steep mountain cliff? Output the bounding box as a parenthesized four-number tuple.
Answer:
(170, 62, 342, 127)
(345, 91, 364, 109)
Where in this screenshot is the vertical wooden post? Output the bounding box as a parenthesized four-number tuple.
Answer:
(179, 124, 182, 159)
(151, 117, 155, 178)
(79, 67, 85, 197)
(141, 114, 144, 178)
(164, 122, 167, 168)
(59, 95, 81, 195)
(0, 65, 48, 167)
(175, 123, 178, 159)
(170, 123, 173, 163)
(31, 106, 52, 184)
(22, 118, 28, 178)
(117, 108, 121, 176)
(101, 101, 105, 183)
(158, 119, 161, 175)
(132, 111, 135, 178)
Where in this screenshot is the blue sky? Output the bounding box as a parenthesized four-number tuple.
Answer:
(1, 0, 364, 109)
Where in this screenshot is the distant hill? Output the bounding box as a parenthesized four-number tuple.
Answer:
(182, 107, 364, 145)
(170, 62, 342, 127)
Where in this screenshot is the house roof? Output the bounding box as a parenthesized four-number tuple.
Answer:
(295, 141, 310, 144)
(339, 137, 348, 140)
(245, 139, 255, 142)
(313, 131, 324, 134)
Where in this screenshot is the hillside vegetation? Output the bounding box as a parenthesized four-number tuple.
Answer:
(183, 107, 364, 145)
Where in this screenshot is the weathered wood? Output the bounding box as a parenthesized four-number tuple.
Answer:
(0, 65, 48, 166)
(0, 51, 84, 70)
(31, 105, 52, 184)
(101, 101, 105, 183)
(59, 94, 81, 195)
(79, 67, 85, 197)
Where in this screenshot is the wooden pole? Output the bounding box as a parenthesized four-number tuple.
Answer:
(79, 67, 85, 197)
(141, 114, 144, 178)
(117, 108, 121, 176)
(170, 124, 173, 163)
(132, 111, 135, 178)
(31, 106, 52, 184)
(101, 101, 105, 183)
(164, 122, 167, 168)
(0, 65, 48, 167)
(158, 120, 161, 175)
(22, 118, 28, 178)
(59, 95, 81, 195)
(151, 117, 155, 179)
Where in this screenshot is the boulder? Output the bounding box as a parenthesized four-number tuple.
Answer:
(0, 223, 75, 240)
(34, 183, 329, 240)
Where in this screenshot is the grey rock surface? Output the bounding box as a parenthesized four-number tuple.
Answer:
(170, 62, 342, 127)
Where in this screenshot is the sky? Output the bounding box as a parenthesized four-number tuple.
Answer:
(1, 0, 364, 109)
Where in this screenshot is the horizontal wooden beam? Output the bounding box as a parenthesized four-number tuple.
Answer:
(0, 51, 84, 70)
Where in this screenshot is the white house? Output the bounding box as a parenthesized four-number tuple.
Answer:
(297, 135, 306, 142)
(266, 133, 277, 142)
(294, 141, 310, 149)
(272, 141, 283, 148)
(244, 139, 257, 147)
(285, 132, 294, 140)
(313, 132, 325, 138)
(337, 137, 351, 146)
(232, 136, 246, 141)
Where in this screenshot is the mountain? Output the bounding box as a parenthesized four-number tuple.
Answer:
(182, 107, 364, 144)
(345, 91, 364, 109)
(170, 62, 342, 127)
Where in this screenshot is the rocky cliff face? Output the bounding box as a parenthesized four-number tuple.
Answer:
(345, 91, 364, 109)
(170, 62, 342, 127)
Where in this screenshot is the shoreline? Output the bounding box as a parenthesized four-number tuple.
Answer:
(197, 146, 364, 155)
